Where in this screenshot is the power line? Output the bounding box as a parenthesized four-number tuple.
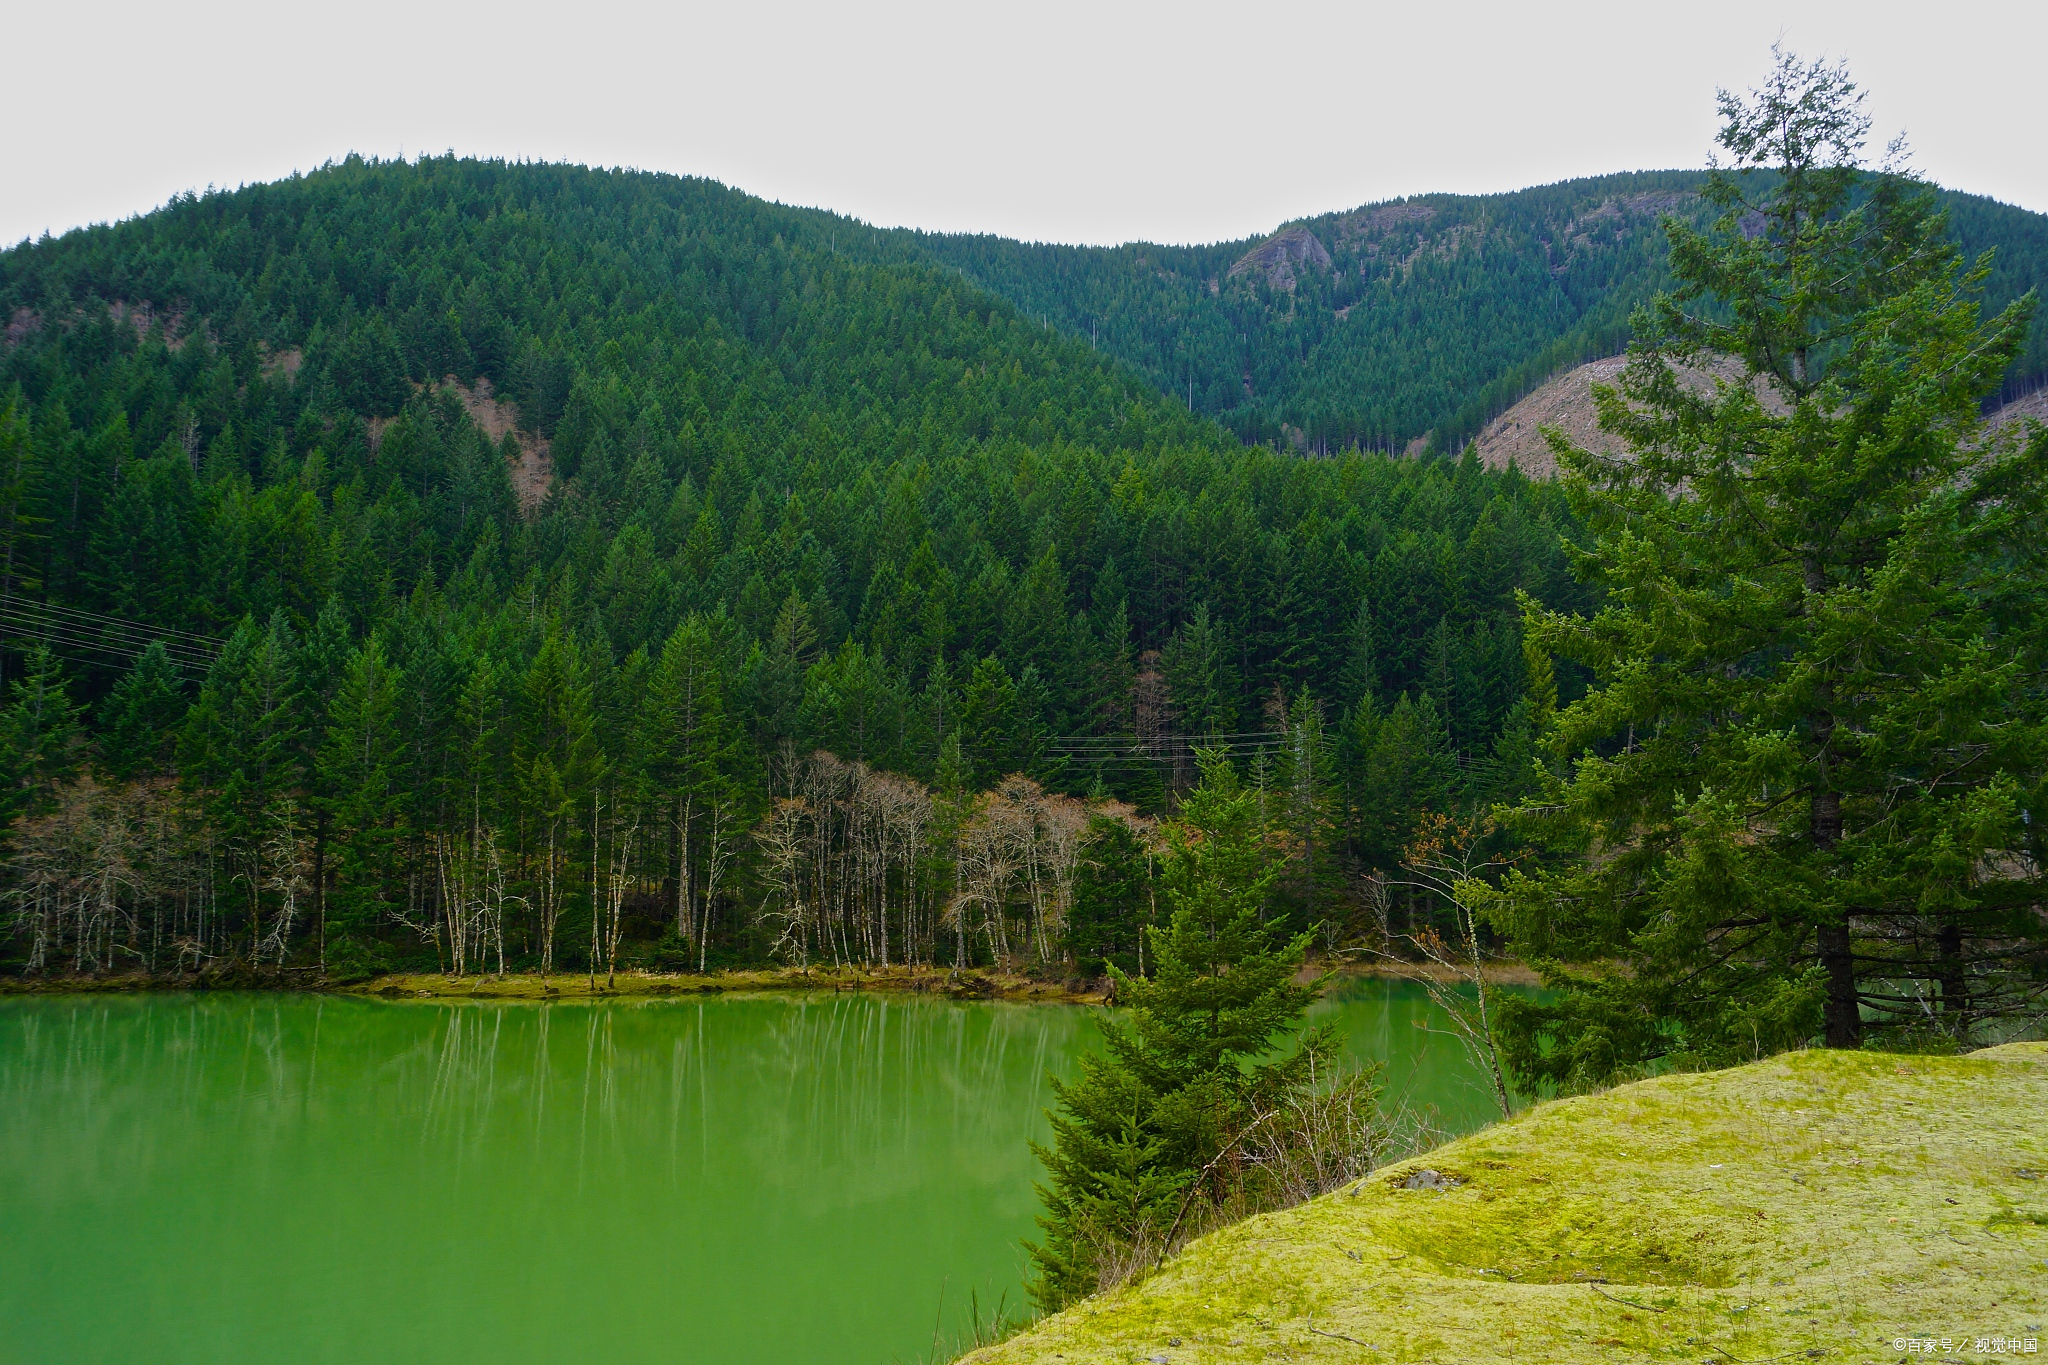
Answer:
(0, 615, 219, 670)
(0, 618, 220, 671)
(1047, 732, 1282, 748)
(0, 597, 225, 673)
(0, 622, 217, 673)
(5, 595, 224, 649)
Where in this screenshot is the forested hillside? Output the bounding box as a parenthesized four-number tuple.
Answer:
(0, 155, 1586, 979)
(906, 172, 2048, 452)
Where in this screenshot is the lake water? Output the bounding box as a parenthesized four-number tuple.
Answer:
(0, 979, 1506, 1364)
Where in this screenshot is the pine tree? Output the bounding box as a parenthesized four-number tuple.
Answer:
(644, 614, 746, 947)
(1028, 752, 1323, 1310)
(1271, 689, 1339, 920)
(1064, 813, 1153, 977)
(962, 654, 1043, 784)
(1006, 543, 1073, 716)
(0, 642, 81, 832)
(317, 638, 406, 975)
(1159, 603, 1238, 736)
(1336, 600, 1379, 711)
(0, 392, 46, 601)
(516, 625, 600, 975)
(181, 614, 304, 957)
(1491, 50, 2048, 1084)
(1351, 692, 1457, 870)
(98, 642, 186, 779)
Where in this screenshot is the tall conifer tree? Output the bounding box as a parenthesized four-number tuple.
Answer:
(1492, 50, 2047, 1083)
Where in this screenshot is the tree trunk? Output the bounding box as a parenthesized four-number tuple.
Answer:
(1937, 918, 1971, 1040)
(1818, 920, 1860, 1048)
(312, 814, 328, 978)
(1808, 697, 1859, 1048)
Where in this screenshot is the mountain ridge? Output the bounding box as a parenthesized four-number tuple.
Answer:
(897, 169, 2048, 454)
(12, 160, 2043, 466)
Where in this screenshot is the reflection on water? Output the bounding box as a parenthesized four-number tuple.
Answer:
(0, 982, 1508, 1365)
(1317, 975, 1520, 1136)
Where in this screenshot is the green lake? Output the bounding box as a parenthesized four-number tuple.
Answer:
(0, 980, 1506, 1364)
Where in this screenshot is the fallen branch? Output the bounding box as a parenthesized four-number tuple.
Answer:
(1306, 1316, 1370, 1346)
(1589, 1282, 1667, 1313)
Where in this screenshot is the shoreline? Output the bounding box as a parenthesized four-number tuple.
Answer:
(0, 962, 1111, 1004)
(0, 956, 1540, 1002)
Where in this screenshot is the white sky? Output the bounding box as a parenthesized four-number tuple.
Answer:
(5, 0, 2043, 251)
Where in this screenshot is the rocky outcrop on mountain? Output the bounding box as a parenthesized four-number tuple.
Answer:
(1227, 226, 1331, 291)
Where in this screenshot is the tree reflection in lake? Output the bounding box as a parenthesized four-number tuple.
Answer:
(0, 983, 1506, 1365)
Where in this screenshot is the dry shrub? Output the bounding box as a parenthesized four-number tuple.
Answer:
(1072, 1060, 1443, 1300)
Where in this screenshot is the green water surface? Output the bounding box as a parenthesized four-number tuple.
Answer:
(0, 980, 1503, 1364)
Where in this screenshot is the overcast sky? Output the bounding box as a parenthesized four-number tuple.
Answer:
(6, 0, 2042, 251)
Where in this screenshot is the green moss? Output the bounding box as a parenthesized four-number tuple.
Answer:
(966, 1043, 2048, 1363)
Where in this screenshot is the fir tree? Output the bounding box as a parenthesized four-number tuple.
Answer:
(1028, 752, 1324, 1310)
(1491, 50, 2048, 1083)
(0, 392, 46, 600)
(98, 642, 186, 779)
(317, 638, 406, 974)
(1159, 603, 1238, 736)
(0, 642, 80, 832)
(1065, 813, 1153, 977)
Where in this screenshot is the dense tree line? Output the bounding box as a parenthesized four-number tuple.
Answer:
(0, 157, 1582, 978)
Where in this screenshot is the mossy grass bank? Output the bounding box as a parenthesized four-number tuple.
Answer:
(340, 965, 1104, 1003)
(965, 1043, 2048, 1363)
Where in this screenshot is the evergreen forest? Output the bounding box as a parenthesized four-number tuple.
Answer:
(0, 156, 1586, 982)
(0, 130, 2042, 1072)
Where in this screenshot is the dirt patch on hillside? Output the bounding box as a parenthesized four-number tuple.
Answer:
(362, 377, 551, 515)
(1481, 355, 2039, 478)
(5, 308, 40, 348)
(104, 299, 194, 349)
(1472, 355, 1634, 476)
(1988, 384, 2048, 438)
(261, 345, 302, 382)
(4, 299, 200, 352)
(442, 375, 552, 514)
(1473, 354, 1762, 477)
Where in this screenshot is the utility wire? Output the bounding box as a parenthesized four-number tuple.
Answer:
(0, 623, 217, 673)
(0, 617, 219, 670)
(3, 595, 225, 648)
(0, 618, 222, 671)
(0, 596, 226, 673)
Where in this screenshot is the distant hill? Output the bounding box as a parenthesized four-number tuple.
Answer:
(897, 173, 2048, 456)
(0, 153, 1583, 768)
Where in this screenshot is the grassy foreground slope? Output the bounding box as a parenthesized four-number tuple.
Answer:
(968, 1044, 2048, 1363)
